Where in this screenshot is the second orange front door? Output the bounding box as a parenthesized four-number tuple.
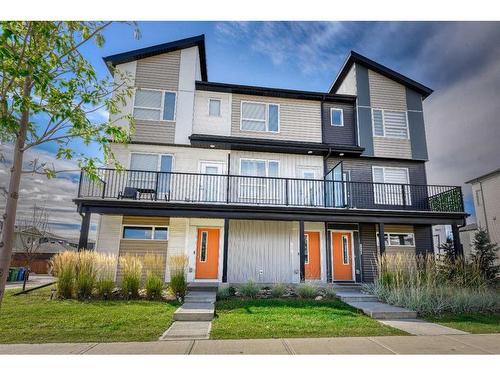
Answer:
(195, 228, 220, 279)
(304, 231, 321, 280)
(332, 232, 353, 281)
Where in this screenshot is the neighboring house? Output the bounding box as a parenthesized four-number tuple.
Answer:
(74, 35, 467, 284)
(466, 168, 500, 262)
(459, 223, 478, 260)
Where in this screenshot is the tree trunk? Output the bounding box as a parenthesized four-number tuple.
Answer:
(0, 78, 31, 307)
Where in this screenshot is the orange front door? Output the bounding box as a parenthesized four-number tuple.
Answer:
(332, 232, 353, 281)
(304, 231, 321, 280)
(195, 228, 220, 279)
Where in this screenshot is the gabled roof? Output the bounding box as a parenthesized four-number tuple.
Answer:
(465, 168, 500, 184)
(329, 51, 433, 99)
(103, 34, 208, 81)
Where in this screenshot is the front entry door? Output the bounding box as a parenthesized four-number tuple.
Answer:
(195, 228, 220, 279)
(304, 231, 321, 280)
(332, 232, 354, 281)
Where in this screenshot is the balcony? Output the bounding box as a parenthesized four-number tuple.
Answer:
(77, 168, 464, 214)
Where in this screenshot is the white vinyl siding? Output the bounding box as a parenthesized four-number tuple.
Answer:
(372, 108, 408, 139)
(240, 101, 280, 133)
(373, 166, 411, 205)
(133, 89, 176, 122)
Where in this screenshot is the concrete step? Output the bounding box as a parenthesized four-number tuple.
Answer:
(336, 291, 379, 303)
(184, 291, 216, 304)
(187, 282, 219, 293)
(349, 301, 417, 319)
(173, 302, 214, 321)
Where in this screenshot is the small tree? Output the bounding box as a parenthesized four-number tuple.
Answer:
(438, 239, 458, 281)
(0, 21, 138, 305)
(470, 228, 499, 282)
(17, 204, 49, 290)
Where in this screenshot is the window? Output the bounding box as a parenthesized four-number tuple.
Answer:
(330, 108, 344, 126)
(122, 226, 169, 240)
(241, 101, 279, 132)
(377, 232, 415, 247)
(342, 235, 349, 264)
(240, 159, 279, 177)
(133, 89, 176, 121)
(239, 159, 280, 201)
(209, 98, 221, 117)
(372, 109, 408, 139)
(372, 166, 411, 205)
(199, 231, 208, 262)
(304, 234, 310, 264)
(129, 153, 173, 198)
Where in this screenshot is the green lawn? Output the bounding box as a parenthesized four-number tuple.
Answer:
(0, 287, 179, 344)
(428, 313, 500, 334)
(211, 298, 407, 339)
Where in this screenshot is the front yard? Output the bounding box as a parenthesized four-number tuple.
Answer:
(211, 298, 407, 339)
(0, 287, 179, 344)
(427, 313, 500, 334)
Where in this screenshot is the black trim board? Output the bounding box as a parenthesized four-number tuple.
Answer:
(189, 134, 365, 156)
(329, 51, 433, 99)
(196, 81, 356, 103)
(103, 35, 208, 81)
(75, 199, 467, 225)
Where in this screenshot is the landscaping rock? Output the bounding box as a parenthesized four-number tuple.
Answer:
(315, 295, 323, 301)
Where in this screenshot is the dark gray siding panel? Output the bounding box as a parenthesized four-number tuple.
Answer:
(353, 231, 362, 283)
(358, 107, 374, 156)
(406, 88, 423, 111)
(356, 65, 371, 107)
(327, 156, 428, 185)
(414, 225, 433, 255)
(408, 111, 429, 161)
(322, 101, 356, 146)
(360, 223, 378, 282)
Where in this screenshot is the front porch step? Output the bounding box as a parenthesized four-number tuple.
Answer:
(348, 301, 417, 319)
(336, 291, 380, 303)
(173, 302, 215, 321)
(187, 282, 219, 293)
(184, 291, 216, 304)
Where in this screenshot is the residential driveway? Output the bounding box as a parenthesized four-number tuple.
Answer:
(0, 334, 499, 354)
(5, 275, 55, 290)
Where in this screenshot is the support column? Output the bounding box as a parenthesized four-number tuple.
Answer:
(78, 211, 91, 251)
(451, 224, 463, 258)
(378, 222, 385, 256)
(222, 218, 229, 283)
(299, 220, 305, 282)
(325, 222, 332, 283)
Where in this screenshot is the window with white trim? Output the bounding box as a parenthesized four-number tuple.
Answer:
(133, 89, 176, 121)
(209, 98, 221, 117)
(129, 153, 173, 198)
(330, 108, 344, 127)
(373, 166, 411, 205)
(377, 232, 415, 247)
(241, 101, 279, 132)
(239, 159, 279, 201)
(372, 109, 408, 138)
(122, 226, 169, 240)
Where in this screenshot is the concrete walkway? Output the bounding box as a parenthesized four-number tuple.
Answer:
(1, 334, 498, 354)
(378, 319, 469, 336)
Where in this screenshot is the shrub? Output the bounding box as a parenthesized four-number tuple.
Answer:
(95, 253, 117, 298)
(470, 229, 500, 282)
(296, 283, 318, 299)
(75, 251, 97, 299)
(144, 254, 165, 299)
(239, 280, 260, 298)
(120, 254, 143, 298)
(168, 255, 188, 300)
(51, 251, 77, 299)
(217, 285, 233, 300)
(271, 283, 287, 298)
(322, 287, 337, 299)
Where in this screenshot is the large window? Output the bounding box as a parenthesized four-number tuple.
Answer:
(239, 159, 280, 201)
(372, 166, 411, 205)
(129, 153, 173, 198)
(241, 101, 279, 132)
(133, 89, 176, 121)
(377, 232, 415, 247)
(122, 226, 169, 240)
(372, 109, 408, 139)
(330, 108, 344, 127)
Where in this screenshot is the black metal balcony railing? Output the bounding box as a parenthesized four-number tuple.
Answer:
(77, 168, 464, 213)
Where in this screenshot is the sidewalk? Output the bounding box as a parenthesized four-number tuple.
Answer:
(0, 334, 498, 354)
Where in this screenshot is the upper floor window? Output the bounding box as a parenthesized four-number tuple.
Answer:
(240, 159, 279, 177)
(133, 89, 176, 122)
(372, 166, 411, 205)
(330, 108, 344, 127)
(209, 98, 221, 117)
(241, 101, 279, 133)
(372, 109, 408, 139)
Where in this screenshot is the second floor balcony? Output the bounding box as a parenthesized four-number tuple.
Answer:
(77, 168, 465, 214)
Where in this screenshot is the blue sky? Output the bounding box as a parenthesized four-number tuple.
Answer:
(3, 21, 499, 238)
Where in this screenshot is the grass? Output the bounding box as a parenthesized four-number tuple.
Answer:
(211, 298, 407, 339)
(427, 313, 500, 334)
(0, 287, 179, 344)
